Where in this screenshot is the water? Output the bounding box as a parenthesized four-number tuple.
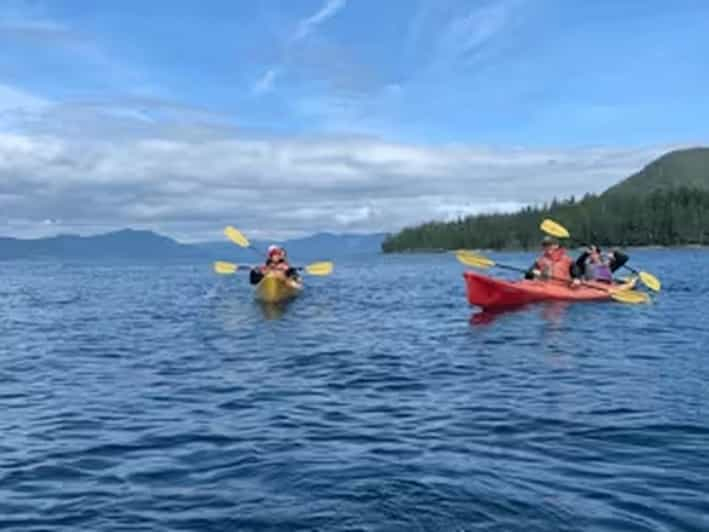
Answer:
(1, 250, 708, 531)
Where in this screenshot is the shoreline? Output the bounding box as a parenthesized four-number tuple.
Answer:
(382, 244, 709, 254)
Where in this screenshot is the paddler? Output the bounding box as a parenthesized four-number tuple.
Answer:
(525, 236, 580, 282)
(249, 245, 300, 285)
(575, 245, 629, 283)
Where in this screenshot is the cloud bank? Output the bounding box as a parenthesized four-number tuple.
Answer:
(0, 99, 672, 242)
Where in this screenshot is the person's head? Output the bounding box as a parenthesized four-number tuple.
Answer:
(587, 244, 606, 264)
(267, 244, 281, 260)
(541, 236, 559, 256)
(589, 245, 602, 263)
(267, 245, 285, 262)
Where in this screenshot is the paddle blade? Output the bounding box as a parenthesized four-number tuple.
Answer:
(456, 250, 496, 269)
(610, 289, 650, 305)
(540, 218, 570, 239)
(213, 261, 238, 275)
(224, 226, 250, 248)
(304, 261, 334, 276)
(638, 271, 661, 292)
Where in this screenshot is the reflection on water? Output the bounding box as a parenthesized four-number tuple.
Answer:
(470, 301, 570, 326)
(209, 283, 303, 328)
(540, 301, 570, 323)
(257, 301, 290, 320)
(470, 305, 528, 325)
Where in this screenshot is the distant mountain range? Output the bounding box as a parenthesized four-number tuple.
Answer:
(0, 229, 387, 261)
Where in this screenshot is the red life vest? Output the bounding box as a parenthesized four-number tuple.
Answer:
(535, 248, 573, 281)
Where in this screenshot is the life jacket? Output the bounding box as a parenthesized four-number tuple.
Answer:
(585, 262, 613, 283)
(535, 248, 573, 281)
(260, 258, 290, 273)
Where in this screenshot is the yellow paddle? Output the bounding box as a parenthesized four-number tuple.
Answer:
(540, 218, 661, 292)
(301, 261, 334, 276)
(540, 218, 570, 239)
(224, 225, 251, 248)
(213, 260, 333, 276)
(218, 226, 334, 276)
(456, 250, 650, 304)
(214, 261, 238, 274)
(624, 266, 661, 292)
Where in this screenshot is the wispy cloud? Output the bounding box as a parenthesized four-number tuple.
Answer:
(292, 0, 347, 42)
(0, 1, 82, 45)
(252, 0, 348, 94)
(0, 19, 77, 43)
(0, 0, 160, 104)
(444, 2, 510, 59)
(404, 0, 521, 79)
(0, 84, 49, 112)
(252, 68, 280, 95)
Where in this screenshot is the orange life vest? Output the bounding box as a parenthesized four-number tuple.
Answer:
(534, 248, 573, 281)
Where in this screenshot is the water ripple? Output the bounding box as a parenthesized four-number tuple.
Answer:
(0, 253, 708, 531)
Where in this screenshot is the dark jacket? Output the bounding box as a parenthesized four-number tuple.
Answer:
(249, 260, 299, 285)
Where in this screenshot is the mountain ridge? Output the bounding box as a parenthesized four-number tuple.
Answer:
(0, 229, 387, 261)
(602, 146, 709, 198)
(381, 146, 709, 251)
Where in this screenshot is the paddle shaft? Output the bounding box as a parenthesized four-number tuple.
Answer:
(623, 264, 640, 275)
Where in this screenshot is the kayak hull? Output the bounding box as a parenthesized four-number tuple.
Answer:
(463, 271, 637, 309)
(255, 273, 302, 303)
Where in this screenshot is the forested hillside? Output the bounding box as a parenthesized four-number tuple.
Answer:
(382, 148, 709, 251)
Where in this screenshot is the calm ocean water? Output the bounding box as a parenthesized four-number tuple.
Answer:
(1, 250, 708, 531)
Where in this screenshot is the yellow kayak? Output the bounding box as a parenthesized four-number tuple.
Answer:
(254, 272, 303, 303)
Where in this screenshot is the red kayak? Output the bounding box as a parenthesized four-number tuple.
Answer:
(463, 271, 637, 309)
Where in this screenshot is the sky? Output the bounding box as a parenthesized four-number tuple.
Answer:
(1, 0, 708, 241)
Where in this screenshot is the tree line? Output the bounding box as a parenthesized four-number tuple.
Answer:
(382, 187, 709, 252)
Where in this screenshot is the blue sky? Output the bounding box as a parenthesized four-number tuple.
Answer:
(0, 0, 707, 240)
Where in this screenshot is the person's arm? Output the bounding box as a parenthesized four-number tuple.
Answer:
(575, 251, 589, 269)
(609, 250, 629, 272)
(570, 262, 582, 280)
(249, 268, 264, 285)
(569, 251, 586, 279)
(524, 261, 539, 280)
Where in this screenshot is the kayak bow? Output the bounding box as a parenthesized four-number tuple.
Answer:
(255, 273, 303, 303)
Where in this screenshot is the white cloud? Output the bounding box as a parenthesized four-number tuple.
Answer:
(252, 0, 349, 94)
(293, 0, 347, 42)
(252, 68, 280, 95)
(445, 2, 511, 58)
(0, 84, 50, 112)
(0, 104, 676, 241)
(406, 0, 523, 78)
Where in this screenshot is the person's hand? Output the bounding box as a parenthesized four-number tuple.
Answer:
(571, 278, 581, 288)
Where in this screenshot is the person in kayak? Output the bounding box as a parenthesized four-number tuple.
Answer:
(249, 245, 300, 285)
(525, 236, 580, 282)
(575, 245, 629, 283)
